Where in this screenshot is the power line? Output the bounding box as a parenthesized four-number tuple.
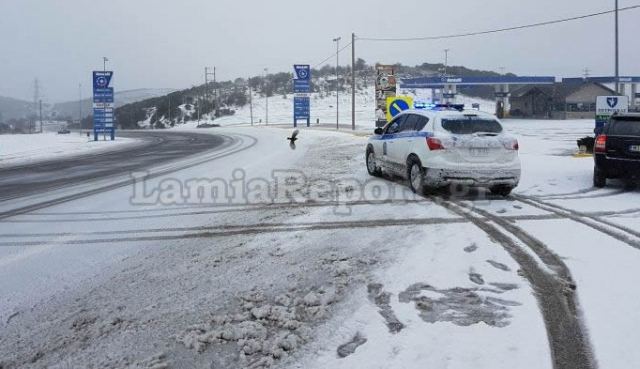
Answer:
(357, 4, 640, 42)
(314, 41, 352, 68)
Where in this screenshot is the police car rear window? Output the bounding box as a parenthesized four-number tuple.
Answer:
(609, 119, 640, 136)
(441, 118, 503, 134)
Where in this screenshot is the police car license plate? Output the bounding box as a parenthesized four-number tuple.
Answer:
(629, 145, 640, 152)
(470, 147, 489, 156)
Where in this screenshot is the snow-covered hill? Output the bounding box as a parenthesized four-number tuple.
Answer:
(179, 91, 496, 130)
(0, 95, 33, 121)
(53, 88, 177, 119)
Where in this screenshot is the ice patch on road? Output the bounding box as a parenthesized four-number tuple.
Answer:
(337, 332, 367, 358)
(366, 283, 405, 333)
(487, 260, 512, 272)
(398, 283, 518, 328)
(469, 269, 485, 285)
(464, 243, 479, 253)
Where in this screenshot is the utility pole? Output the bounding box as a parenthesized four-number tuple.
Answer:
(615, 0, 620, 93)
(214, 67, 218, 118)
(168, 94, 171, 126)
(333, 36, 341, 129)
(102, 57, 108, 140)
(444, 49, 450, 77)
(78, 83, 82, 134)
(32, 78, 40, 134)
(204, 67, 209, 114)
(264, 68, 269, 125)
(351, 33, 356, 131)
(205, 67, 216, 118)
(583, 67, 591, 79)
(197, 96, 201, 126)
(248, 79, 254, 125)
(39, 99, 43, 133)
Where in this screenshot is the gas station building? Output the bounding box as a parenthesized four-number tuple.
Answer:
(399, 76, 640, 119)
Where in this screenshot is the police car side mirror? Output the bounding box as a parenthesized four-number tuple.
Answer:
(374, 128, 383, 135)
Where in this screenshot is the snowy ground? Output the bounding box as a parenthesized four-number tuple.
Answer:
(0, 132, 139, 168)
(1, 116, 640, 369)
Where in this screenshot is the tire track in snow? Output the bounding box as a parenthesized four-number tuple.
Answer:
(513, 194, 640, 250)
(535, 187, 627, 201)
(0, 216, 468, 247)
(4, 199, 433, 223)
(434, 198, 596, 369)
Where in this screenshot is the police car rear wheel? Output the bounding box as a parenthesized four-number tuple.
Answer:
(408, 158, 425, 194)
(366, 150, 382, 177)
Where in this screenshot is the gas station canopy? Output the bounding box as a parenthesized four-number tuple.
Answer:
(399, 76, 556, 89)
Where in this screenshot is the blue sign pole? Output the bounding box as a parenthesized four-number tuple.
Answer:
(92, 71, 115, 141)
(293, 65, 311, 127)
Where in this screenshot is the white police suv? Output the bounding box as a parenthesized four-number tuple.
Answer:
(365, 105, 521, 196)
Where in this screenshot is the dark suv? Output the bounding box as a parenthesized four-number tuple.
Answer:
(594, 113, 640, 187)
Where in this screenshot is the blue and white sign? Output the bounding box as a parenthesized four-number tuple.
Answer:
(294, 80, 311, 94)
(93, 71, 116, 140)
(293, 65, 311, 127)
(388, 99, 410, 117)
(294, 65, 311, 81)
(595, 95, 629, 134)
(294, 96, 310, 117)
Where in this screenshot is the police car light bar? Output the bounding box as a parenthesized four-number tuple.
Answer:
(435, 104, 465, 111)
(414, 101, 434, 109)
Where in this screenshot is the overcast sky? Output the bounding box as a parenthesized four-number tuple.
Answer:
(1, 0, 639, 102)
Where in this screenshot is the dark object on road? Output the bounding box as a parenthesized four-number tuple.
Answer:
(287, 129, 299, 150)
(196, 123, 220, 128)
(594, 113, 640, 188)
(337, 333, 367, 358)
(287, 129, 299, 143)
(577, 136, 595, 153)
(57, 129, 71, 134)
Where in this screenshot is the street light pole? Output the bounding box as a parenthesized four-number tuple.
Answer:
(337, 37, 340, 129)
(102, 57, 108, 140)
(615, 0, 620, 93)
(78, 83, 82, 135)
(351, 33, 356, 131)
(264, 68, 269, 125)
(248, 79, 254, 126)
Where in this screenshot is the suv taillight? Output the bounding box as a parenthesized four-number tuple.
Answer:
(595, 135, 607, 153)
(427, 137, 445, 151)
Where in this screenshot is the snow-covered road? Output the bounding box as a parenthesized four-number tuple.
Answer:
(1, 120, 640, 369)
(0, 132, 139, 168)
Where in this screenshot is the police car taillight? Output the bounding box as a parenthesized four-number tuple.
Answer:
(595, 135, 607, 153)
(427, 137, 445, 150)
(504, 139, 519, 151)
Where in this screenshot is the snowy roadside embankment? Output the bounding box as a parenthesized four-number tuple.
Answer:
(0, 132, 139, 168)
(174, 91, 495, 130)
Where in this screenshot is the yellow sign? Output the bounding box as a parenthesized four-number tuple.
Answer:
(386, 96, 414, 122)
